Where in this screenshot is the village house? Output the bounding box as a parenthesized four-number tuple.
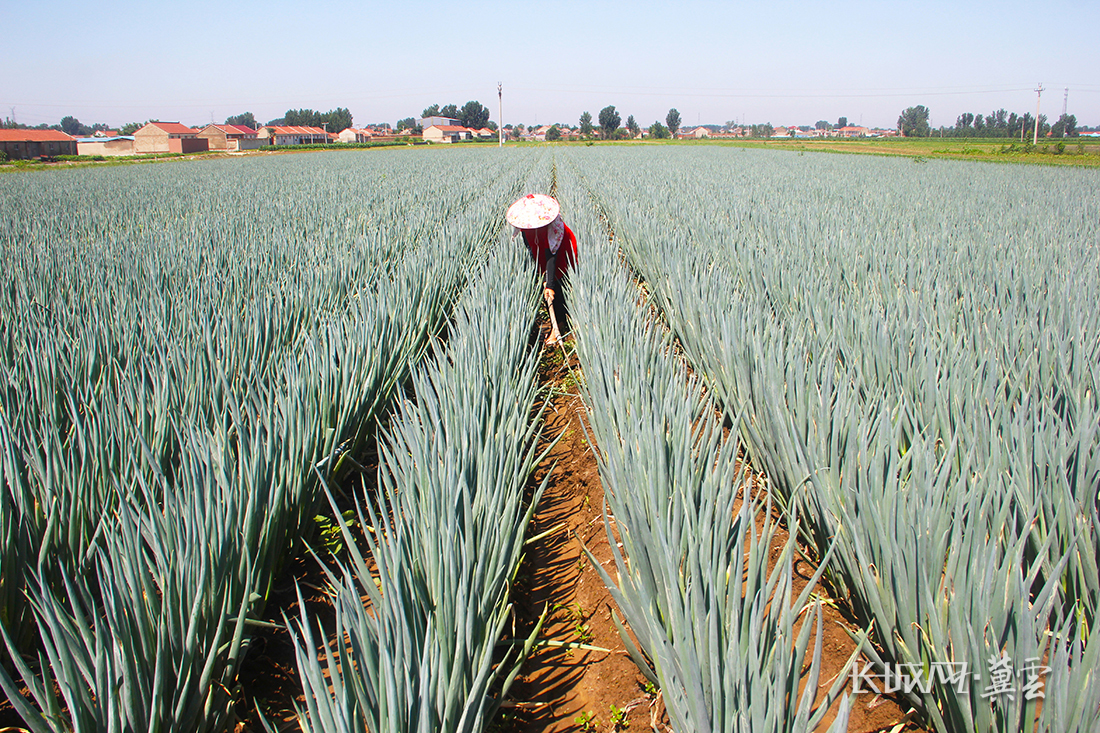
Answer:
(76, 135, 136, 157)
(677, 126, 710, 139)
(337, 128, 373, 143)
(0, 129, 77, 159)
(418, 115, 462, 129)
(836, 125, 870, 138)
(196, 124, 258, 151)
(133, 121, 207, 153)
(256, 125, 333, 146)
(423, 125, 472, 143)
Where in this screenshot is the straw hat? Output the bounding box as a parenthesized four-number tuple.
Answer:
(506, 193, 559, 229)
(507, 194, 566, 252)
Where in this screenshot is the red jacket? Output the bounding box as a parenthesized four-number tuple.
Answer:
(522, 224, 577, 288)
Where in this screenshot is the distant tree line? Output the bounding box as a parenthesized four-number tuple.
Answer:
(266, 107, 353, 131)
(893, 105, 1080, 138)
(947, 109, 1077, 138)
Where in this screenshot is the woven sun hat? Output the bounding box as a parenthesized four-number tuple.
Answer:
(506, 193, 560, 230)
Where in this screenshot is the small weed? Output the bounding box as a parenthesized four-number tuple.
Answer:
(642, 680, 659, 697)
(610, 704, 629, 729)
(567, 603, 593, 643)
(575, 710, 597, 730)
(314, 510, 358, 556)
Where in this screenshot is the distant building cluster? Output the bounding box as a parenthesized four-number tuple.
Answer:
(0, 120, 412, 160)
(1, 118, 904, 161)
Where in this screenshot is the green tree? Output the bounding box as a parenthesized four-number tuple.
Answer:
(120, 121, 144, 135)
(59, 116, 90, 136)
(225, 112, 258, 129)
(955, 112, 974, 134)
(323, 107, 353, 132)
(815, 120, 830, 130)
(1052, 113, 1078, 137)
(546, 124, 562, 141)
(422, 104, 440, 118)
(666, 108, 681, 137)
(750, 123, 774, 138)
(598, 105, 621, 139)
(626, 114, 640, 138)
(897, 105, 931, 137)
(579, 111, 593, 136)
(440, 104, 459, 119)
(837, 116, 848, 129)
(459, 101, 490, 130)
(648, 121, 669, 139)
(397, 117, 417, 131)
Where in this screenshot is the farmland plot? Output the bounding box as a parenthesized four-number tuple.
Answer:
(561, 146, 1100, 733)
(0, 150, 537, 732)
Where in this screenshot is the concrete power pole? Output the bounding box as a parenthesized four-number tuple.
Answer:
(498, 83, 503, 148)
(1033, 83, 1043, 146)
(1061, 87, 1069, 137)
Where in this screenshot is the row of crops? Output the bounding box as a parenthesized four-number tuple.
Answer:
(559, 146, 1100, 732)
(0, 150, 549, 731)
(555, 165, 853, 733)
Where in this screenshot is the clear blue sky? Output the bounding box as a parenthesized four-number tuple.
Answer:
(4, 0, 1098, 131)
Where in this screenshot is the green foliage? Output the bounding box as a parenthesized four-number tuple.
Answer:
(282, 107, 353, 131)
(575, 711, 597, 730)
(396, 116, 416, 131)
(626, 114, 640, 138)
(459, 100, 491, 130)
(225, 112, 258, 129)
(1052, 113, 1078, 137)
(567, 145, 1100, 733)
(579, 111, 593, 136)
(598, 105, 621, 139)
(288, 237, 548, 733)
(0, 149, 529, 732)
(59, 115, 91, 136)
(665, 108, 680, 136)
(546, 124, 561, 141)
(647, 121, 669, 139)
(422, 103, 440, 118)
(750, 122, 774, 138)
(898, 104, 931, 137)
(560, 169, 854, 733)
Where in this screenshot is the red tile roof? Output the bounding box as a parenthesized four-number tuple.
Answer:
(0, 129, 75, 142)
(428, 125, 471, 132)
(144, 121, 196, 134)
(200, 124, 256, 136)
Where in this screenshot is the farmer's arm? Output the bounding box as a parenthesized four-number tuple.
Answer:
(543, 249, 559, 302)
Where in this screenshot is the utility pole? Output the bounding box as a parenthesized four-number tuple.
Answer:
(498, 82, 503, 148)
(1033, 83, 1042, 146)
(1061, 87, 1068, 137)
